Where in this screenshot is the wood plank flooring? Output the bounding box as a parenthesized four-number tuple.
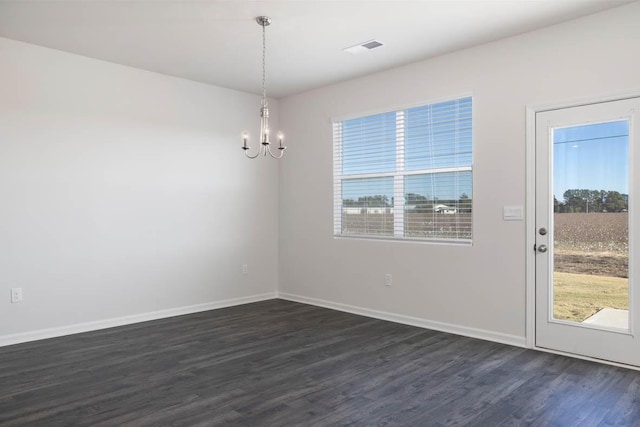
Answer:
(1, 299, 640, 426)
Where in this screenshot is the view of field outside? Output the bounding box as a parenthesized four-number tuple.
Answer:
(553, 119, 629, 324)
(337, 97, 472, 240)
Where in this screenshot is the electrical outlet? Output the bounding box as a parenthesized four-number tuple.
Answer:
(11, 287, 23, 303)
(384, 274, 392, 287)
(242, 264, 249, 275)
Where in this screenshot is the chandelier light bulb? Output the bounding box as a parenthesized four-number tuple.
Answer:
(242, 131, 249, 150)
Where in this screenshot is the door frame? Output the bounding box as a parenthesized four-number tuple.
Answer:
(525, 89, 640, 369)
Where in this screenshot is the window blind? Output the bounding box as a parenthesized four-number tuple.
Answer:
(333, 97, 472, 242)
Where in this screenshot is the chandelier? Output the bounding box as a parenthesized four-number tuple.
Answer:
(242, 16, 286, 159)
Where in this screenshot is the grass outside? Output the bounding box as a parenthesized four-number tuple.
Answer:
(553, 271, 628, 322)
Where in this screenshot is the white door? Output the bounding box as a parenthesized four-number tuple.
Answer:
(535, 97, 640, 366)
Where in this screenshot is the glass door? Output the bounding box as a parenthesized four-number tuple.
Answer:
(535, 97, 640, 366)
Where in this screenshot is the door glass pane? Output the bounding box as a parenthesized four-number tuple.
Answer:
(553, 120, 629, 329)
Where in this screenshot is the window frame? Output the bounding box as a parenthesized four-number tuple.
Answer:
(333, 94, 474, 244)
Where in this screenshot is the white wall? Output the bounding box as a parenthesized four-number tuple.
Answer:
(0, 37, 279, 342)
(2, 3, 639, 348)
(278, 3, 640, 344)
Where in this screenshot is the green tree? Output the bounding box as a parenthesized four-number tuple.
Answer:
(605, 191, 627, 212)
(459, 193, 472, 213)
(561, 188, 628, 213)
(358, 195, 390, 207)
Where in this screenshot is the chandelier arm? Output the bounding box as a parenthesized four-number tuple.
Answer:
(266, 145, 285, 159)
(243, 146, 262, 159)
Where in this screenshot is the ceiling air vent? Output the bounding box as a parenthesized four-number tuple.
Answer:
(343, 39, 384, 55)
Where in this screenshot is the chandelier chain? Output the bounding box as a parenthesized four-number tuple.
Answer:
(262, 23, 267, 107)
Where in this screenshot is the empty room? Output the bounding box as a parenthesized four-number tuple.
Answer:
(2, 1, 640, 425)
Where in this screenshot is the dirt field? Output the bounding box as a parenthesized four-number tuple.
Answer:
(342, 212, 472, 239)
(554, 213, 628, 252)
(554, 212, 628, 277)
(554, 249, 628, 278)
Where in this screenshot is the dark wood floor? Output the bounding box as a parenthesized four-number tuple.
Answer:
(1, 299, 639, 426)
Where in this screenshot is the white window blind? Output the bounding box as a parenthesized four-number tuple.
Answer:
(333, 97, 472, 242)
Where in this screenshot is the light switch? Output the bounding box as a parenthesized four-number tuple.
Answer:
(503, 205, 524, 221)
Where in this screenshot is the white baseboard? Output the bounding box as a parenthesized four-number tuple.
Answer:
(2, 292, 526, 350)
(278, 292, 527, 348)
(0, 292, 277, 348)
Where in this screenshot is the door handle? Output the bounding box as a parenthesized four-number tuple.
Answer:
(538, 244, 547, 253)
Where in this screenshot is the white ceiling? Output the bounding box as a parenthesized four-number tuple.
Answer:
(0, 0, 633, 98)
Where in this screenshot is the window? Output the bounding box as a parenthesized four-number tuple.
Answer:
(333, 96, 472, 242)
